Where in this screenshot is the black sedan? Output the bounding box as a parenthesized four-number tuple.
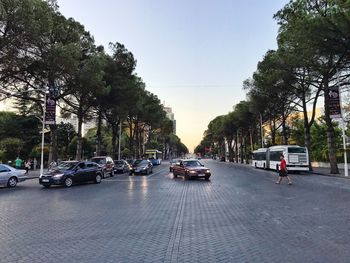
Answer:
(130, 160, 153, 175)
(113, 160, 132, 174)
(39, 161, 103, 188)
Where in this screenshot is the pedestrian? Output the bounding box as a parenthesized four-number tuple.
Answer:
(15, 157, 23, 169)
(24, 159, 31, 174)
(33, 158, 38, 170)
(275, 154, 292, 185)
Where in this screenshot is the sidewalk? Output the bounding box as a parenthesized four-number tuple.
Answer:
(26, 169, 42, 179)
(311, 167, 350, 179)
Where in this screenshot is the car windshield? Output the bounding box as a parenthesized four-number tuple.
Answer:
(183, 161, 201, 167)
(134, 160, 142, 165)
(115, 161, 124, 165)
(91, 158, 106, 164)
(170, 159, 178, 164)
(138, 160, 149, 166)
(56, 162, 78, 171)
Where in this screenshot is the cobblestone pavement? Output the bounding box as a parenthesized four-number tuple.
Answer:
(1, 160, 350, 263)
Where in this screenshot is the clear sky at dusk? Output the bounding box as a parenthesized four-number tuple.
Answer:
(58, 0, 290, 152)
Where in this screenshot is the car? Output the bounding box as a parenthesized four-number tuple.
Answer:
(131, 159, 153, 175)
(90, 156, 114, 178)
(172, 159, 211, 180)
(169, 159, 180, 172)
(39, 161, 103, 188)
(0, 164, 27, 188)
(114, 160, 132, 174)
(220, 156, 226, 162)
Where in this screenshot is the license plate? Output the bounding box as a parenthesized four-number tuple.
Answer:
(42, 179, 49, 182)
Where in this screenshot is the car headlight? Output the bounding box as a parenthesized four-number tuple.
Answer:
(205, 170, 210, 173)
(189, 170, 197, 174)
(53, 174, 64, 179)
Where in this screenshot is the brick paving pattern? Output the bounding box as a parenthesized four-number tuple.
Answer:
(1, 160, 350, 262)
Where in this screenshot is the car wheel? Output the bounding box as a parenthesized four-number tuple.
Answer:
(95, 174, 102, 184)
(205, 176, 210, 181)
(7, 177, 17, 188)
(173, 172, 177, 178)
(64, 177, 73, 187)
(150, 169, 153, 174)
(254, 162, 257, 169)
(110, 171, 114, 177)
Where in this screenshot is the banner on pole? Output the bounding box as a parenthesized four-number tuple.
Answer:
(328, 86, 342, 119)
(45, 95, 56, 125)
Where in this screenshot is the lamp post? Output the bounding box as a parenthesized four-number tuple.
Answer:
(40, 89, 47, 176)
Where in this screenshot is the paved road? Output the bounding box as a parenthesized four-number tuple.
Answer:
(1, 160, 350, 263)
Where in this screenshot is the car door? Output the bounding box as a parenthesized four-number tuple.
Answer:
(0, 165, 11, 185)
(74, 162, 87, 183)
(85, 163, 96, 181)
(177, 161, 186, 176)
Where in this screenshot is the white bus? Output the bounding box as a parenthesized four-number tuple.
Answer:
(252, 148, 268, 169)
(145, 149, 162, 165)
(252, 145, 309, 172)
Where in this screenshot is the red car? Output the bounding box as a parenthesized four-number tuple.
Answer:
(172, 159, 211, 180)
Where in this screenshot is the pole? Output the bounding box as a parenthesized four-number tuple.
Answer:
(118, 121, 121, 160)
(259, 112, 264, 148)
(342, 119, 348, 177)
(40, 90, 46, 177)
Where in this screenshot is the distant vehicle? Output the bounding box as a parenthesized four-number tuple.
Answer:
(114, 160, 132, 174)
(145, 149, 162, 165)
(0, 164, 27, 188)
(252, 148, 268, 169)
(39, 161, 103, 188)
(172, 159, 211, 180)
(252, 145, 309, 172)
(90, 156, 114, 178)
(169, 159, 180, 172)
(220, 156, 225, 162)
(131, 160, 153, 175)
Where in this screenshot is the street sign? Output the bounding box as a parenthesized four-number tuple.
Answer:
(328, 86, 341, 119)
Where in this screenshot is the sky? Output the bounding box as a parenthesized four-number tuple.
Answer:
(57, 0, 290, 152)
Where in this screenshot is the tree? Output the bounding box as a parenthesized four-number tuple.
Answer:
(275, 0, 350, 173)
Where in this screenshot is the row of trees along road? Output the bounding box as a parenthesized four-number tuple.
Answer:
(195, 0, 350, 174)
(0, 0, 188, 163)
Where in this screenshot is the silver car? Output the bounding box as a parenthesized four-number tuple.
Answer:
(0, 164, 27, 188)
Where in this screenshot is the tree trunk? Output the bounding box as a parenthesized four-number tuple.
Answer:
(111, 123, 118, 160)
(128, 120, 134, 158)
(75, 114, 83, 161)
(282, 115, 288, 145)
(96, 111, 102, 156)
(323, 77, 339, 174)
(235, 131, 239, 163)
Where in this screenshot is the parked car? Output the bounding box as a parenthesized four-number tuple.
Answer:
(39, 161, 103, 188)
(0, 164, 27, 188)
(169, 159, 180, 172)
(172, 159, 211, 180)
(114, 160, 132, 174)
(90, 156, 114, 178)
(131, 159, 153, 175)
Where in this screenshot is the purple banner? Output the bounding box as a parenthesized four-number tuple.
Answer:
(45, 96, 56, 124)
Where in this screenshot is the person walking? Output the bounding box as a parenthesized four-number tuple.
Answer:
(24, 159, 31, 174)
(275, 154, 292, 185)
(15, 157, 23, 169)
(33, 158, 38, 170)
